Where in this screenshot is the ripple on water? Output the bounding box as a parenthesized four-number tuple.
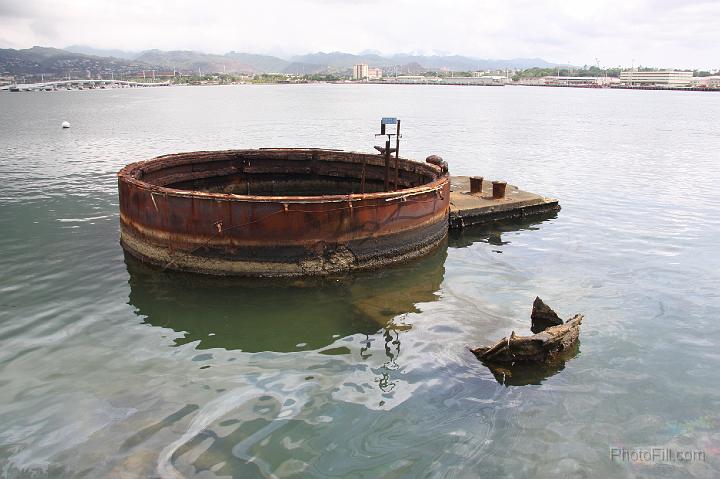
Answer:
(0, 86, 719, 477)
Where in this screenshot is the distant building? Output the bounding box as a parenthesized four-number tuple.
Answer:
(367, 67, 383, 80)
(441, 76, 508, 85)
(543, 76, 616, 86)
(691, 76, 720, 88)
(619, 70, 693, 86)
(391, 75, 433, 84)
(385, 75, 507, 86)
(353, 64, 369, 80)
(514, 76, 620, 87)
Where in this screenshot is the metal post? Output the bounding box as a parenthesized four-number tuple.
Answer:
(470, 176, 483, 195)
(384, 139, 391, 191)
(360, 159, 367, 193)
(394, 120, 401, 190)
(492, 181, 507, 199)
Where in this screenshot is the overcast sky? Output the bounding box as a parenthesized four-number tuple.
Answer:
(0, 0, 717, 69)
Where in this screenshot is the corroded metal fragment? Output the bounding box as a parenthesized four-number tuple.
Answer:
(471, 314, 583, 363)
(470, 298, 584, 367)
(530, 296, 564, 333)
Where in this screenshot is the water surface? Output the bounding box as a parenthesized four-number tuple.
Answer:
(1, 85, 719, 478)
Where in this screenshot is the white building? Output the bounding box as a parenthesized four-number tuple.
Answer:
(619, 70, 693, 86)
(352, 64, 369, 80)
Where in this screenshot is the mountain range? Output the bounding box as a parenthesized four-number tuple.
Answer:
(1, 45, 557, 78)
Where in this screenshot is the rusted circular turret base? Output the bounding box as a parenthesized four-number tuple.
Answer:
(118, 149, 450, 277)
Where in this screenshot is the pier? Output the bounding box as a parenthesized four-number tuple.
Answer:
(0, 79, 170, 92)
(448, 176, 560, 229)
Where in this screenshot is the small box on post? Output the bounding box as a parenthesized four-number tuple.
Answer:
(380, 117, 396, 135)
(376, 117, 401, 192)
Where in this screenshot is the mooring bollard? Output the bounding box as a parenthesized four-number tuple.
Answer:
(426, 155, 448, 173)
(470, 176, 483, 195)
(492, 181, 507, 199)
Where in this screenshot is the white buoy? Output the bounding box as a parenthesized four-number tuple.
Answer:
(61, 121, 70, 129)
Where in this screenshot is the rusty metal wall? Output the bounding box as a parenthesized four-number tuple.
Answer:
(118, 149, 450, 277)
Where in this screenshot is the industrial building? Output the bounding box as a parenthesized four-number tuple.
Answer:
(514, 76, 616, 87)
(543, 76, 615, 86)
(386, 75, 433, 84)
(619, 70, 693, 86)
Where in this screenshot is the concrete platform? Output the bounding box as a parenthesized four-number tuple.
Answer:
(449, 176, 560, 229)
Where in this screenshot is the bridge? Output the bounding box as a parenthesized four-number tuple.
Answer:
(0, 79, 170, 91)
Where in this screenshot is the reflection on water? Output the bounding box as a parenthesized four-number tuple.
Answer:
(451, 213, 578, 387)
(448, 212, 559, 249)
(125, 242, 447, 353)
(481, 341, 581, 386)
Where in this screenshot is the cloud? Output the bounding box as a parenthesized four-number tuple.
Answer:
(0, 0, 36, 18)
(0, 0, 717, 69)
(29, 18, 59, 40)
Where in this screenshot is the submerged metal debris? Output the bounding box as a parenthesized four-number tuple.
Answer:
(470, 298, 584, 384)
(530, 296, 564, 333)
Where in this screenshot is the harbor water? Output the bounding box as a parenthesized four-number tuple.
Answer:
(1, 84, 719, 478)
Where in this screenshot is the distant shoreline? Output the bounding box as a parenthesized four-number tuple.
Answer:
(4, 81, 719, 93)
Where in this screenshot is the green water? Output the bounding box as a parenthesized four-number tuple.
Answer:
(1, 85, 719, 478)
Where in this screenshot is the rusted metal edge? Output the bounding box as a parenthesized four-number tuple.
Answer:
(120, 221, 449, 277)
(118, 149, 447, 204)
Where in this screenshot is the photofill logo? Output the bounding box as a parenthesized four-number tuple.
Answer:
(610, 447, 706, 464)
